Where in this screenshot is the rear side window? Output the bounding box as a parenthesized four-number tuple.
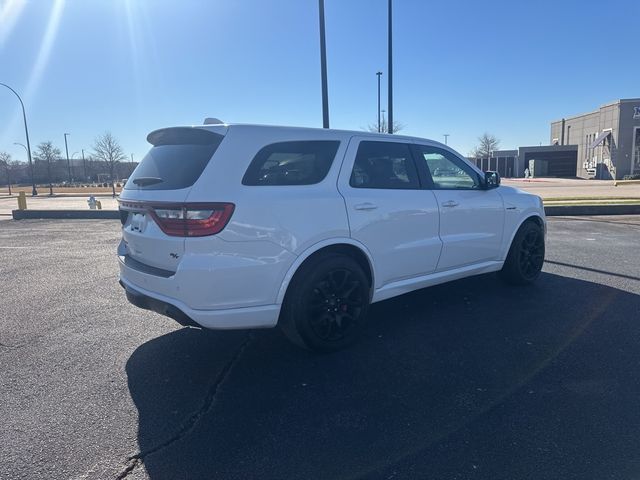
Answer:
(242, 141, 340, 186)
(125, 128, 223, 190)
(350, 141, 420, 189)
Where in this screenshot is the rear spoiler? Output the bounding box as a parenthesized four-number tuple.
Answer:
(146, 126, 227, 146)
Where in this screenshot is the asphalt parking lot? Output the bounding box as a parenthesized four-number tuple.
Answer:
(1, 217, 640, 480)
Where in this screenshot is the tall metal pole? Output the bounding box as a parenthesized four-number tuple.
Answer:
(64, 133, 71, 182)
(387, 0, 393, 134)
(318, 0, 329, 128)
(1, 83, 37, 195)
(443, 134, 450, 145)
(376, 71, 382, 132)
(82, 149, 87, 180)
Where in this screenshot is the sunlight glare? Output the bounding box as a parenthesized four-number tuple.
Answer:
(0, 0, 27, 48)
(24, 0, 65, 102)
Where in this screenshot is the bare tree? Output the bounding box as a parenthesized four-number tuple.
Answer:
(470, 133, 501, 158)
(367, 116, 404, 134)
(0, 152, 13, 195)
(33, 141, 61, 195)
(93, 132, 127, 197)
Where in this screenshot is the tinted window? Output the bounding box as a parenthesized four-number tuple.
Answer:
(242, 141, 340, 186)
(350, 141, 420, 189)
(416, 146, 480, 190)
(125, 128, 223, 190)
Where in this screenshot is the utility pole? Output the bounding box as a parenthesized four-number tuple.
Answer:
(376, 72, 383, 132)
(64, 133, 71, 182)
(387, 0, 393, 134)
(443, 134, 450, 145)
(318, 0, 329, 128)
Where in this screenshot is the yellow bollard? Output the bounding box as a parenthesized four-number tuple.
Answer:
(17, 191, 27, 210)
(96, 200, 102, 210)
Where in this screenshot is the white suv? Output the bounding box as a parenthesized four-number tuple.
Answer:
(118, 123, 545, 351)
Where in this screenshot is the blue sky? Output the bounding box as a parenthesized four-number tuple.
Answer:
(1, 0, 638, 163)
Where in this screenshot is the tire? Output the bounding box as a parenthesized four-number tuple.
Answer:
(499, 220, 545, 285)
(279, 254, 370, 352)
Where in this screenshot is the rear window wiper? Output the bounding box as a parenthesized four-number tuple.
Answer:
(132, 177, 164, 186)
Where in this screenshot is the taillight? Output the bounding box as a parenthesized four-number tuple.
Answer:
(150, 203, 235, 237)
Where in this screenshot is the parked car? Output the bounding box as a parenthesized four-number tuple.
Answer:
(118, 123, 546, 351)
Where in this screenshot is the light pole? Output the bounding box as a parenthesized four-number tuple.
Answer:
(63, 133, 71, 183)
(387, 0, 393, 134)
(71, 151, 79, 180)
(443, 134, 450, 145)
(17, 141, 52, 195)
(1, 83, 37, 195)
(376, 71, 383, 132)
(82, 149, 87, 181)
(318, 0, 329, 128)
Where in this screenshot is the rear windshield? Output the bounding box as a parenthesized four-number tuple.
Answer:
(125, 128, 223, 190)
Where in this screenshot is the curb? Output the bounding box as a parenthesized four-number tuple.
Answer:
(10, 205, 640, 220)
(613, 180, 640, 186)
(544, 204, 640, 216)
(12, 209, 120, 220)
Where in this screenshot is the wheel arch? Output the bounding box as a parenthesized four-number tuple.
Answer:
(276, 239, 375, 305)
(501, 213, 545, 261)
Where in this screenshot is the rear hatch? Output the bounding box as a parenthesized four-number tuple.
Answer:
(119, 127, 227, 272)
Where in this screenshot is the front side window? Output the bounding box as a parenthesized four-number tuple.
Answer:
(242, 141, 340, 186)
(350, 141, 420, 189)
(416, 146, 480, 190)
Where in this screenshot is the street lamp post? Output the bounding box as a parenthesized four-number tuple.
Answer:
(376, 71, 383, 133)
(443, 134, 450, 145)
(1, 83, 37, 195)
(82, 149, 87, 181)
(63, 133, 72, 183)
(16, 141, 52, 195)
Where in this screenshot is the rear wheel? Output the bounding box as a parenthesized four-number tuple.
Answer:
(280, 254, 370, 352)
(499, 220, 545, 285)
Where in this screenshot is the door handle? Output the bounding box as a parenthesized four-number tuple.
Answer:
(354, 203, 378, 211)
(441, 200, 459, 208)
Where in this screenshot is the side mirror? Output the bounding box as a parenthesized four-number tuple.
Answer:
(483, 171, 500, 189)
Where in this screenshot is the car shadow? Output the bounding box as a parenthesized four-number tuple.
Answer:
(126, 272, 640, 480)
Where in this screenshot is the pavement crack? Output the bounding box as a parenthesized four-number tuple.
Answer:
(114, 458, 141, 480)
(114, 332, 253, 479)
(0, 341, 26, 350)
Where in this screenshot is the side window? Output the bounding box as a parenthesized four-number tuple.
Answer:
(350, 141, 420, 190)
(242, 140, 340, 186)
(417, 146, 480, 190)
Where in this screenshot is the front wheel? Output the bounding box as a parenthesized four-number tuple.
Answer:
(499, 220, 545, 285)
(279, 254, 370, 352)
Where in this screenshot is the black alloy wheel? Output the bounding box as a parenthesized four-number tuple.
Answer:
(280, 254, 370, 352)
(499, 220, 545, 285)
(518, 227, 545, 280)
(306, 268, 365, 342)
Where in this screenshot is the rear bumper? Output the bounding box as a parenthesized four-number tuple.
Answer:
(119, 277, 281, 330)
